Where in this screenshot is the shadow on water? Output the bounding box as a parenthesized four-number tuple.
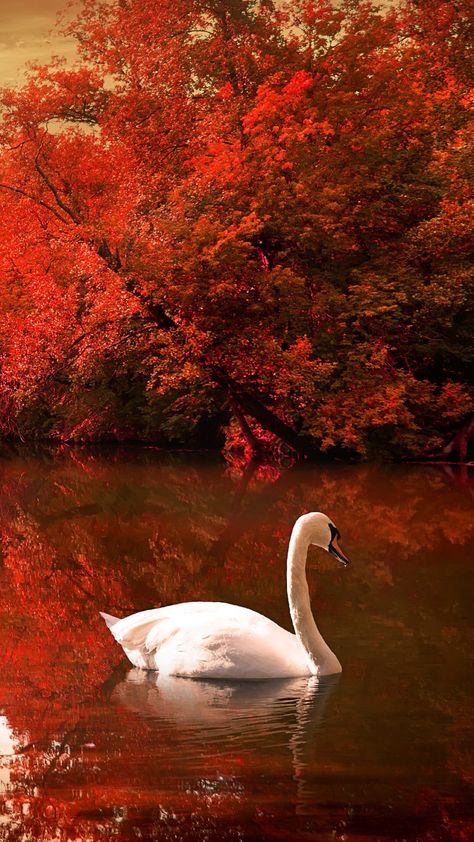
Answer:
(0, 447, 473, 841)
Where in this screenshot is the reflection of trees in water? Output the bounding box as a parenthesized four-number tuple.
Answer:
(0, 670, 338, 841)
(0, 448, 472, 840)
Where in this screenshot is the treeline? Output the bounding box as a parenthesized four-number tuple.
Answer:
(0, 0, 472, 460)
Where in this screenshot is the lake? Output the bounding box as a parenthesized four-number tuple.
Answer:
(0, 447, 472, 841)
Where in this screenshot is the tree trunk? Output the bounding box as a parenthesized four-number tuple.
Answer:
(210, 365, 318, 459)
(226, 391, 265, 457)
(426, 415, 474, 463)
(98, 247, 319, 459)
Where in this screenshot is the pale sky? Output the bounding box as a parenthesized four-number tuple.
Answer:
(0, 0, 77, 87)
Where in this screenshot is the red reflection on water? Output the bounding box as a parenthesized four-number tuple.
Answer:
(0, 450, 473, 841)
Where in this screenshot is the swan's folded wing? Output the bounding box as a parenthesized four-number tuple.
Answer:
(143, 606, 308, 679)
(109, 608, 169, 649)
(109, 602, 233, 651)
(108, 602, 310, 678)
(143, 607, 244, 654)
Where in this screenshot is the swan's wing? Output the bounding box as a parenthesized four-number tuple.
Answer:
(108, 602, 232, 650)
(109, 602, 310, 679)
(100, 611, 120, 630)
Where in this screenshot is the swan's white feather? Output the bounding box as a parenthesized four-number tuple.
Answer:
(107, 601, 311, 679)
(101, 512, 345, 678)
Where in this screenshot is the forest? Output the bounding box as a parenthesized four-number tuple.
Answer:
(0, 0, 472, 462)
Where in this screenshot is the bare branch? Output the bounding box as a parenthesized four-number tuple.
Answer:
(0, 182, 69, 224)
(34, 156, 81, 224)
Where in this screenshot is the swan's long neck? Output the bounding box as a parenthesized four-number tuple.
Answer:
(287, 524, 342, 676)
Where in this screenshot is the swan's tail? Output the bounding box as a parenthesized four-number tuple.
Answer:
(100, 611, 121, 630)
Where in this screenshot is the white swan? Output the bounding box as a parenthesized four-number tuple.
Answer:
(101, 512, 350, 679)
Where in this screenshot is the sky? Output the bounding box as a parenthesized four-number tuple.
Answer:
(0, 0, 77, 87)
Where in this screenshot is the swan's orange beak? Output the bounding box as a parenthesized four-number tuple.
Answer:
(329, 535, 350, 566)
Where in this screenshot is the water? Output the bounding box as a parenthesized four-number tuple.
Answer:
(0, 448, 472, 841)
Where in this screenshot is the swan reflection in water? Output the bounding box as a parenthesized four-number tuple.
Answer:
(112, 668, 340, 813)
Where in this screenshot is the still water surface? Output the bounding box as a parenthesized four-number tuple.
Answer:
(0, 448, 472, 841)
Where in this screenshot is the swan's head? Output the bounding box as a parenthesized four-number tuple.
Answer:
(295, 512, 350, 566)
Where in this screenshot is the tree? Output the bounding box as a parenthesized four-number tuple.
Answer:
(0, 0, 472, 459)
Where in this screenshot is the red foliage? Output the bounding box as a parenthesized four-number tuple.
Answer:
(0, 0, 472, 458)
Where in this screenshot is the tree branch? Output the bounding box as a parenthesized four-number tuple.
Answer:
(0, 182, 69, 224)
(34, 156, 81, 224)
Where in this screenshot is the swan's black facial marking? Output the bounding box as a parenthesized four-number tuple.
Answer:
(328, 522, 350, 566)
(329, 523, 340, 543)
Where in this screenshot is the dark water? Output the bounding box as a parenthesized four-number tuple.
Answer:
(0, 448, 472, 842)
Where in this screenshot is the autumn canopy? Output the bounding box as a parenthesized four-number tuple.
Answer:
(0, 0, 472, 460)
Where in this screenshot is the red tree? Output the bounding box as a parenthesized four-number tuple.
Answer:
(0, 1, 472, 459)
